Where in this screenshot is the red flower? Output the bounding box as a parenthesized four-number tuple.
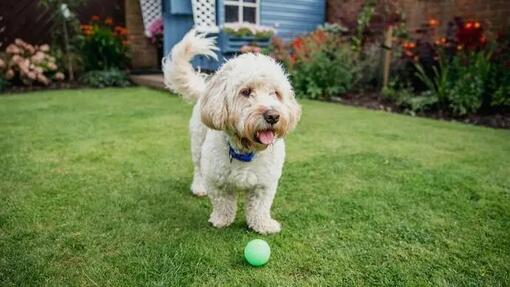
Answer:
(91, 15, 100, 21)
(292, 37, 304, 52)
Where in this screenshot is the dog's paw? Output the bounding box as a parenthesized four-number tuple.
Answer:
(191, 182, 207, 197)
(208, 212, 234, 228)
(249, 218, 281, 235)
(191, 187, 207, 197)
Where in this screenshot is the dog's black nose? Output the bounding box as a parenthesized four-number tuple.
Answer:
(263, 110, 280, 124)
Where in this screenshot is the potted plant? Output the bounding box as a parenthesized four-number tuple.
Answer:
(220, 23, 275, 54)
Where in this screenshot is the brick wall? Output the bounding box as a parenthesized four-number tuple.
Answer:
(327, 0, 510, 37)
(125, 0, 158, 70)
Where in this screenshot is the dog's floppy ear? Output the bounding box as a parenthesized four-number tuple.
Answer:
(200, 73, 228, 130)
(285, 89, 302, 132)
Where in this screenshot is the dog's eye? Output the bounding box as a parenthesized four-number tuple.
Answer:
(274, 91, 281, 99)
(240, 88, 252, 97)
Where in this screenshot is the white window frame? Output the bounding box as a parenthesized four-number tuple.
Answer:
(224, 0, 259, 24)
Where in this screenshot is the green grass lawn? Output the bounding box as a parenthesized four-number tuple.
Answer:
(1, 87, 509, 286)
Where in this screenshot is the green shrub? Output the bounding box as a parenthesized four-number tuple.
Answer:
(486, 56, 510, 108)
(414, 51, 495, 116)
(282, 29, 361, 100)
(79, 18, 129, 71)
(0, 74, 8, 92)
(448, 52, 492, 115)
(491, 83, 510, 107)
(79, 69, 131, 88)
(414, 55, 451, 111)
(291, 45, 355, 100)
(382, 81, 437, 114)
(353, 43, 381, 90)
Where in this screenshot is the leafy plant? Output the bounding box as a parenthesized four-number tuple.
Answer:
(414, 50, 494, 116)
(318, 23, 348, 36)
(0, 74, 8, 92)
(486, 28, 510, 108)
(414, 55, 450, 110)
(39, 0, 84, 80)
(449, 51, 492, 115)
(288, 31, 358, 99)
(291, 46, 355, 99)
(382, 80, 437, 114)
(79, 69, 131, 88)
(351, 0, 376, 52)
(80, 16, 129, 71)
(353, 42, 381, 90)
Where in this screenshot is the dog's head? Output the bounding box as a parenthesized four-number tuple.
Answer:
(200, 53, 301, 151)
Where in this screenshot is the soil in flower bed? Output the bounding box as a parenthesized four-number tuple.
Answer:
(332, 92, 510, 129)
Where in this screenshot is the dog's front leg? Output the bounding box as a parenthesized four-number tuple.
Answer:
(246, 186, 281, 234)
(208, 186, 237, 228)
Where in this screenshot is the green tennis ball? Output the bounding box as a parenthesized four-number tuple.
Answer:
(244, 239, 271, 267)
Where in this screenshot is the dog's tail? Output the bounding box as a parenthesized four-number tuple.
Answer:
(162, 29, 218, 102)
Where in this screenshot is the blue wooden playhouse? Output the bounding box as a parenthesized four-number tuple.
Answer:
(163, 0, 326, 70)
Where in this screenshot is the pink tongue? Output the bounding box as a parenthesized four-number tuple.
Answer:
(258, 130, 275, 145)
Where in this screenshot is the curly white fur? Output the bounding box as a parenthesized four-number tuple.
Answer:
(163, 29, 301, 234)
(162, 30, 218, 102)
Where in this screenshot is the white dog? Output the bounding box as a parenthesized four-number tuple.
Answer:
(162, 30, 301, 234)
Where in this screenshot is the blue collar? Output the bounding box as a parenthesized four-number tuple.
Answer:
(228, 144, 254, 162)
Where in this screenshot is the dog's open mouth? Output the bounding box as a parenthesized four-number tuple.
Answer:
(256, 129, 275, 145)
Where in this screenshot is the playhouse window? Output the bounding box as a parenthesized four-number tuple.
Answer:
(224, 0, 258, 24)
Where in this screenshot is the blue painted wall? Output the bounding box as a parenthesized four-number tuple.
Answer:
(162, 0, 194, 57)
(260, 0, 326, 41)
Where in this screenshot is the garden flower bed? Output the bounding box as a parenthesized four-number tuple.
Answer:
(265, 3, 509, 129)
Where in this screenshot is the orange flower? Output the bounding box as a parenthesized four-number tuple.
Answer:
(402, 42, 415, 49)
(474, 21, 481, 29)
(80, 24, 94, 36)
(428, 18, 439, 27)
(105, 17, 113, 25)
(91, 15, 100, 21)
(311, 30, 327, 45)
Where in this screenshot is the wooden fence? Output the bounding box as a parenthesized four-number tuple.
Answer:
(0, 0, 54, 48)
(0, 0, 125, 49)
